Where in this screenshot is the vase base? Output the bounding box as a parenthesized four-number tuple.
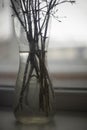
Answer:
(16, 116, 51, 124)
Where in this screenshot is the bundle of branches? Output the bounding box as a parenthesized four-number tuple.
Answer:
(11, 0, 75, 115)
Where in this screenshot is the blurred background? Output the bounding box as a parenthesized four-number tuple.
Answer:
(0, 0, 87, 110)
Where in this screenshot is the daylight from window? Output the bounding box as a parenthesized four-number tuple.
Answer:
(49, 0, 87, 48)
(0, 0, 87, 88)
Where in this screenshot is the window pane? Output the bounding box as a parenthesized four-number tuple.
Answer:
(47, 0, 87, 89)
(49, 0, 87, 48)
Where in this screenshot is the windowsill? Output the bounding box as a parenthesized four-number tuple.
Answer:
(0, 86, 87, 111)
(0, 108, 87, 130)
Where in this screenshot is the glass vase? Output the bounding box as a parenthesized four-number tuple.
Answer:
(13, 52, 54, 124)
